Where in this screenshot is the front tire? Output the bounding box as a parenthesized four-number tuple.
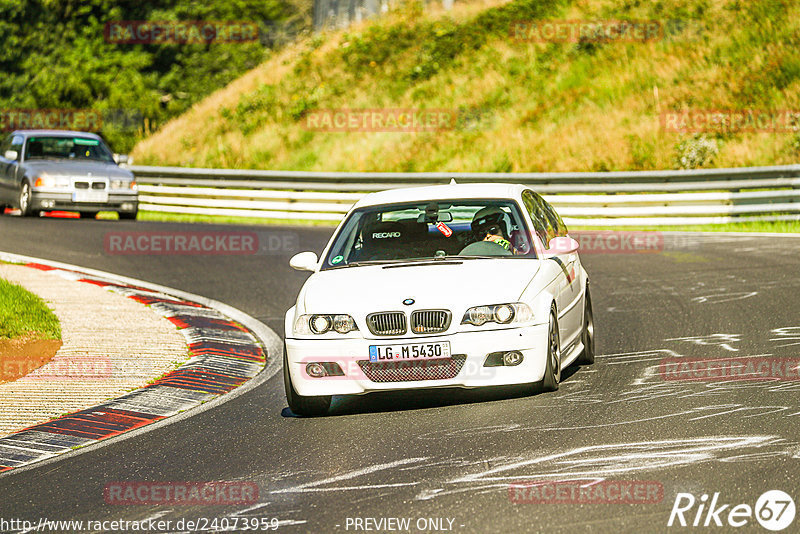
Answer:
(576, 286, 595, 365)
(78, 211, 96, 219)
(283, 348, 331, 417)
(118, 210, 137, 221)
(18, 182, 32, 217)
(539, 307, 561, 392)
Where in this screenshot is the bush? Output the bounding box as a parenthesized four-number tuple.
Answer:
(674, 134, 719, 169)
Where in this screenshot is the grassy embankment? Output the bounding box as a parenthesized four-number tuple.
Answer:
(133, 0, 800, 171)
(0, 278, 61, 341)
(128, 0, 800, 231)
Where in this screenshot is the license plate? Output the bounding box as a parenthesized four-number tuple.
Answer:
(72, 191, 108, 203)
(369, 342, 451, 362)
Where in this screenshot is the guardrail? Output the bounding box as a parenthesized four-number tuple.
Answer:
(131, 164, 800, 226)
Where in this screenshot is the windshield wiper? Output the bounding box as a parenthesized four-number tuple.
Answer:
(330, 260, 402, 268)
(382, 259, 463, 269)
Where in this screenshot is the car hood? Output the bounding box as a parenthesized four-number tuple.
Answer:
(300, 259, 541, 314)
(24, 160, 132, 179)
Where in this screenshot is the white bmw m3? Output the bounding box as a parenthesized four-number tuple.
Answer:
(284, 183, 594, 416)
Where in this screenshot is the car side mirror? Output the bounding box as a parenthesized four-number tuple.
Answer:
(113, 154, 129, 165)
(546, 236, 580, 255)
(289, 251, 319, 272)
(4, 150, 18, 161)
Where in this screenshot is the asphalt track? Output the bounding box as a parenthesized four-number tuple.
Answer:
(1, 216, 799, 533)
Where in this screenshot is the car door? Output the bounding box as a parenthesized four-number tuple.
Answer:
(0, 134, 24, 202)
(539, 195, 583, 348)
(523, 190, 581, 351)
(0, 135, 13, 201)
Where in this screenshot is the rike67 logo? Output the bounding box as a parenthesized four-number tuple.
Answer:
(668, 490, 796, 531)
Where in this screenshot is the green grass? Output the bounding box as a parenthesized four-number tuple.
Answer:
(132, 0, 800, 173)
(0, 279, 61, 340)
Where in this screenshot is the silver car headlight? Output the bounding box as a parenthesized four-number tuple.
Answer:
(34, 174, 69, 188)
(294, 314, 358, 335)
(461, 303, 533, 326)
(111, 179, 136, 190)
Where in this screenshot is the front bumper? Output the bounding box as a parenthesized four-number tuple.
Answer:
(30, 190, 139, 213)
(285, 324, 549, 396)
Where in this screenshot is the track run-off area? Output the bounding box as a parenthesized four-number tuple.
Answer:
(1, 216, 799, 533)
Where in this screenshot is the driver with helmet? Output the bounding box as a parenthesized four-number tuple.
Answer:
(459, 206, 519, 256)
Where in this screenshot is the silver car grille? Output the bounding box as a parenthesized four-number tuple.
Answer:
(74, 181, 106, 190)
(358, 355, 467, 382)
(410, 310, 451, 334)
(366, 312, 407, 336)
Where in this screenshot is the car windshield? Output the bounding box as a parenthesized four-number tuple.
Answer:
(24, 136, 114, 163)
(322, 199, 535, 269)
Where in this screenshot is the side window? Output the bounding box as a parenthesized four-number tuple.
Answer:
(522, 190, 549, 244)
(10, 135, 23, 159)
(526, 191, 558, 242)
(538, 194, 568, 237)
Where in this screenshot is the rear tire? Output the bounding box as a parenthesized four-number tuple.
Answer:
(18, 182, 32, 217)
(576, 286, 595, 365)
(283, 348, 331, 417)
(539, 307, 561, 392)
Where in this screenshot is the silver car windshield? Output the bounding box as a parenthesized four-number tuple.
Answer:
(24, 136, 114, 163)
(322, 199, 535, 269)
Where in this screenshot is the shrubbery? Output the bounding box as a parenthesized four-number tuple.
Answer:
(0, 0, 307, 152)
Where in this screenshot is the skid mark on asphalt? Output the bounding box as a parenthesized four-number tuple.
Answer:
(271, 457, 429, 494)
(411, 435, 791, 502)
(256, 435, 794, 507)
(690, 291, 758, 304)
(770, 326, 800, 348)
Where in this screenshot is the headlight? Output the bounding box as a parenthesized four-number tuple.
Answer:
(294, 314, 358, 335)
(111, 179, 136, 190)
(33, 174, 69, 188)
(461, 303, 533, 326)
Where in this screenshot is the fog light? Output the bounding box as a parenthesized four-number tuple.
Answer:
(306, 363, 327, 378)
(502, 351, 523, 366)
(40, 200, 55, 208)
(121, 203, 134, 211)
